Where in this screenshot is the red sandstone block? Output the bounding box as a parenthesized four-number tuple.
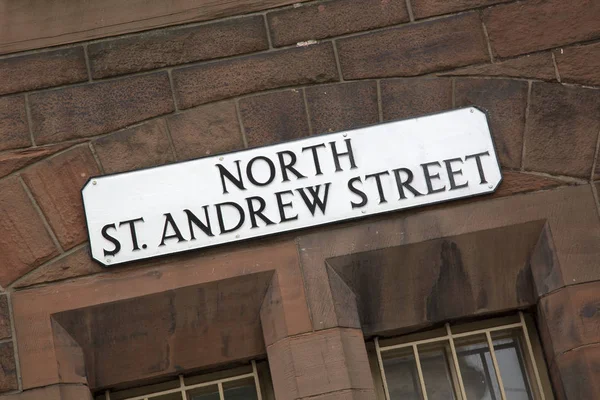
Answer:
(172, 43, 338, 109)
(22, 145, 101, 250)
(267, 0, 409, 47)
(0, 47, 87, 95)
(337, 12, 488, 79)
(554, 41, 600, 87)
(166, 101, 243, 161)
(455, 78, 528, 169)
(88, 16, 268, 79)
(0, 176, 59, 287)
(0, 342, 18, 393)
(29, 73, 174, 145)
(380, 78, 452, 120)
(305, 81, 379, 135)
(239, 89, 309, 148)
(93, 119, 174, 173)
(411, 0, 511, 19)
(0, 95, 30, 151)
(0, 295, 10, 340)
(440, 52, 557, 81)
(524, 82, 600, 178)
(483, 0, 600, 58)
(13, 245, 101, 289)
(0, 143, 79, 179)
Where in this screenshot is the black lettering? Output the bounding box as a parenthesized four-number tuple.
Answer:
(296, 183, 331, 216)
(184, 207, 214, 239)
(348, 177, 368, 209)
(365, 171, 390, 204)
(247, 156, 276, 187)
(301, 143, 327, 176)
(277, 150, 306, 182)
(246, 197, 275, 228)
(101, 223, 121, 257)
(215, 202, 245, 234)
(216, 161, 245, 194)
(159, 213, 186, 246)
(421, 161, 446, 194)
(119, 217, 144, 251)
(465, 151, 491, 184)
(444, 157, 469, 190)
(275, 190, 298, 223)
(330, 139, 357, 172)
(392, 168, 424, 199)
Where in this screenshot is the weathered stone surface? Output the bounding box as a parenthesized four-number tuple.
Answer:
(0, 384, 93, 399)
(455, 78, 528, 169)
(0, 143, 79, 179)
(166, 101, 243, 161)
(267, 0, 408, 47)
(494, 171, 568, 198)
(539, 282, 600, 362)
(22, 145, 100, 250)
(29, 73, 174, 145)
(239, 89, 309, 147)
(380, 78, 452, 120)
(554, 41, 600, 87)
(13, 245, 101, 289)
(305, 81, 378, 135)
(0, 295, 10, 340)
(172, 43, 338, 109)
(88, 15, 268, 78)
(483, 0, 600, 58)
(440, 52, 557, 81)
(0, 95, 30, 151)
(0, 176, 59, 287)
(0, 47, 87, 95)
(267, 328, 374, 399)
(93, 119, 174, 173)
(12, 240, 310, 390)
(337, 12, 488, 79)
(553, 343, 600, 400)
(411, 0, 511, 19)
(524, 82, 600, 178)
(0, 342, 18, 393)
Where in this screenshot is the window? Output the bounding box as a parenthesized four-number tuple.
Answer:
(371, 313, 554, 400)
(98, 361, 273, 400)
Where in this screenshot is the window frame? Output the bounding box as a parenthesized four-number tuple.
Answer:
(101, 360, 266, 400)
(372, 312, 554, 400)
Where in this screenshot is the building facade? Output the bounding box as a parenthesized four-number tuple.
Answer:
(0, 0, 599, 399)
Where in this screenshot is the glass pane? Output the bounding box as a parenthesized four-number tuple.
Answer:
(455, 335, 501, 400)
(223, 377, 258, 400)
(418, 343, 457, 400)
(381, 348, 423, 400)
(492, 333, 534, 400)
(187, 385, 220, 400)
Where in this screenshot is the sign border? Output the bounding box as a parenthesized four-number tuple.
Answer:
(81, 106, 502, 267)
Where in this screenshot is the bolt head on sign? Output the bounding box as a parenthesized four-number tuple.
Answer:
(82, 107, 502, 266)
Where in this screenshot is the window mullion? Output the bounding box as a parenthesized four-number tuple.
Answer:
(251, 360, 263, 400)
(485, 331, 507, 400)
(218, 382, 225, 400)
(375, 337, 392, 400)
(519, 312, 546, 400)
(412, 344, 429, 400)
(445, 324, 468, 400)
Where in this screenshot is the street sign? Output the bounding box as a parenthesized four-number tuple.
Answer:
(82, 107, 502, 266)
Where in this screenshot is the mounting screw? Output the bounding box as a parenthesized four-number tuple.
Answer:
(92, 180, 97, 185)
(343, 133, 347, 137)
(235, 234, 240, 238)
(488, 184, 493, 189)
(219, 156, 224, 161)
(106, 258, 111, 264)
(470, 109, 474, 113)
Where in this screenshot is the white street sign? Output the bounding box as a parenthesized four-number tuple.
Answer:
(82, 107, 502, 266)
